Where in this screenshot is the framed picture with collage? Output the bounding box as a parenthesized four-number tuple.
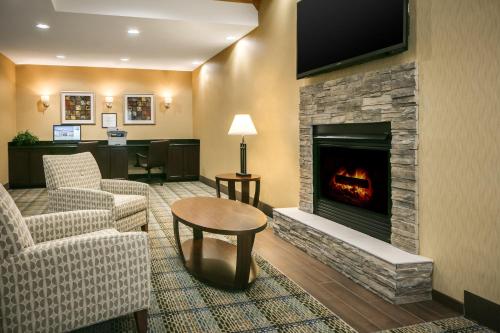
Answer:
(124, 94, 155, 125)
(60, 92, 95, 124)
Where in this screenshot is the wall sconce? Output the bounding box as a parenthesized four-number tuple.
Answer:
(164, 95, 172, 109)
(41, 95, 50, 109)
(105, 96, 114, 109)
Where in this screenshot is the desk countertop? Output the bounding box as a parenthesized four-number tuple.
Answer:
(9, 139, 200, 149)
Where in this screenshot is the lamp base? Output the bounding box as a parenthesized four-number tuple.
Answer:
(236, 172, 252, 177)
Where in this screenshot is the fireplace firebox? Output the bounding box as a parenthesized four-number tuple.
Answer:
(313, 122, 392, 242)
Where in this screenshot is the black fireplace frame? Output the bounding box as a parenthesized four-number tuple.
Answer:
(313, 122, 392, 242)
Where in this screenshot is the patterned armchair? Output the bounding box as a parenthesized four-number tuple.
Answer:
(43, 152, 149, 232)
(0, 184, 150, 333)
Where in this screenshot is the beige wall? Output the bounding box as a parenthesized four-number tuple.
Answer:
(193, 0, 417, 209)
(193, 0, 300, 208)
(0, 53, 16, 185)
(193, 0, 500, 303)
(416, 0, 500, 303)
(16, 65, 193, 141)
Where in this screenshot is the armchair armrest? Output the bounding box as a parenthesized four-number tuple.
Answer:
(101, 179, 149, 197)
(48, 187, 114, 213)
(25, 210, 113, 243)
(1, 231, 150, 333)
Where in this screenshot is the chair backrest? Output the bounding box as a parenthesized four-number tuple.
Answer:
(43, 152, 102, 190)
(147, 140, 169, 168)
(76, 141, 99, 157)
(0, 184, 34, 261)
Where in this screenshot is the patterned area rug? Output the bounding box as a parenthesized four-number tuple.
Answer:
(10, 182, 355, 333)
(9, 182, 492, 333)
(377, 317, 494, 333)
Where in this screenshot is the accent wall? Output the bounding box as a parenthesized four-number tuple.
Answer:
(15, 65, 193, 141)
(0, 53, 16, 185)
(192, 0, 500, 304)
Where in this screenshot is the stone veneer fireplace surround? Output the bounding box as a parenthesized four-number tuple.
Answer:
(273, 62, 433, 304)
(300, 62, 420, 254)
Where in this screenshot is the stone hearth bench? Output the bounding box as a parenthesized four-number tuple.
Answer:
(273, 208, 433, 304)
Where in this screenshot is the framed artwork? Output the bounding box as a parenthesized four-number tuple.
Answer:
(60, 92, 95, 124)
(124, 94, 155, 125)
(102, 113, 117, 128)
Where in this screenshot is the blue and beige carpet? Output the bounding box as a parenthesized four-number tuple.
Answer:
(9, 182, 492, 333)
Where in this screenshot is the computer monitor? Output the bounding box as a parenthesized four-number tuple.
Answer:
(53, 125, 81, 143)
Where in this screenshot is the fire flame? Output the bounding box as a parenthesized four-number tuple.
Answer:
(330, 167, 373, 203)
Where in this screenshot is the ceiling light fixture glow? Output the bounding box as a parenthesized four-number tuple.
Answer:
(226, 36, 237, 41)
(120, 58, 130, 62)
(192, 61, 202, 66)
(128, 28, 140, 35)
(56, 55, 66, 59)
(36, 23, 50, 29)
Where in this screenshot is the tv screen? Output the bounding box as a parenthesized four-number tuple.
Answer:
(297, 0, 408, 78)
(53, 125, 81, 142)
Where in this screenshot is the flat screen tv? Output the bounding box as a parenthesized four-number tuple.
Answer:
(297, 0, 409, 79)
(53, 125, 81, 143)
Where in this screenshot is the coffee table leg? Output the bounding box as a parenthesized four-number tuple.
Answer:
(193, 227, 203, 240)
(173, 215, 185, 264)
(235, 234, 256, 289)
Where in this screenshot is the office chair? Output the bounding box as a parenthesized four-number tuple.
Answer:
(135, 140, 169, 185)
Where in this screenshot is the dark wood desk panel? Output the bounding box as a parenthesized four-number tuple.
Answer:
(183, 144, 200, 179)
(96, 147, 110, 179)
(8, 150, 30, 187)
(8, 139, 200, 188)
(109, 147, 129, 179)
(28, 149, 49, 187)
(166, 143, 200, 182)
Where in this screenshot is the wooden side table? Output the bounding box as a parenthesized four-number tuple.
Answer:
(171, 197, 267, 290)
(215, 173, 261, 207)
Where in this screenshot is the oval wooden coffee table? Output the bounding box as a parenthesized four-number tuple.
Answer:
(171, 197, 267, 290)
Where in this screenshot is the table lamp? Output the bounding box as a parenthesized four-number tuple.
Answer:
(228, 114, 257, 177)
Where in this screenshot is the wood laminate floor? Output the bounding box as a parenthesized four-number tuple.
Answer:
(253, 229, 460, 333)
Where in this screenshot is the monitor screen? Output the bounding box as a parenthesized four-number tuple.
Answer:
(53, 125, 81, 142)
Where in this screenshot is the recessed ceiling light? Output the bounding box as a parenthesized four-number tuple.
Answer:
(192, 61, 202, 65)
(120, 58, 130, 62)
(128, 28, 140, 35)
(36, 23, 50, 30)
(56, 55, 66, 59)
(226, 36, 237, 41)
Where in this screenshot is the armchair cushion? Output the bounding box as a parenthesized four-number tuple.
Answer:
(114, 194, 147, 219)
(37, 228, 120, 244)
(0, 184, 34, 261)
(43, 152, 102, 190)
(101, 179, 149, 197)
(25, 210, 113, 243)
(48, 187, 114, 213)
(1, 231, 150, 333)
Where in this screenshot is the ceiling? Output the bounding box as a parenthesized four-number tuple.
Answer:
(0, 0, 258, 71)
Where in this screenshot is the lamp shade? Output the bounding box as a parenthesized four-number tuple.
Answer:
(228, 114, 257, 136)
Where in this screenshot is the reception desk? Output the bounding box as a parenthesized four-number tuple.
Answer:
(8, 139, 200, 188)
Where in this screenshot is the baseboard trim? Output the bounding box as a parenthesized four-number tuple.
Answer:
(464, 290, 500, 332)
(432, 290, 464, 314)
(199, 175, 274, 217)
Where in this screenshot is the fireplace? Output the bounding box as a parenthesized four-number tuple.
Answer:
(313, 122, 392, 242)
